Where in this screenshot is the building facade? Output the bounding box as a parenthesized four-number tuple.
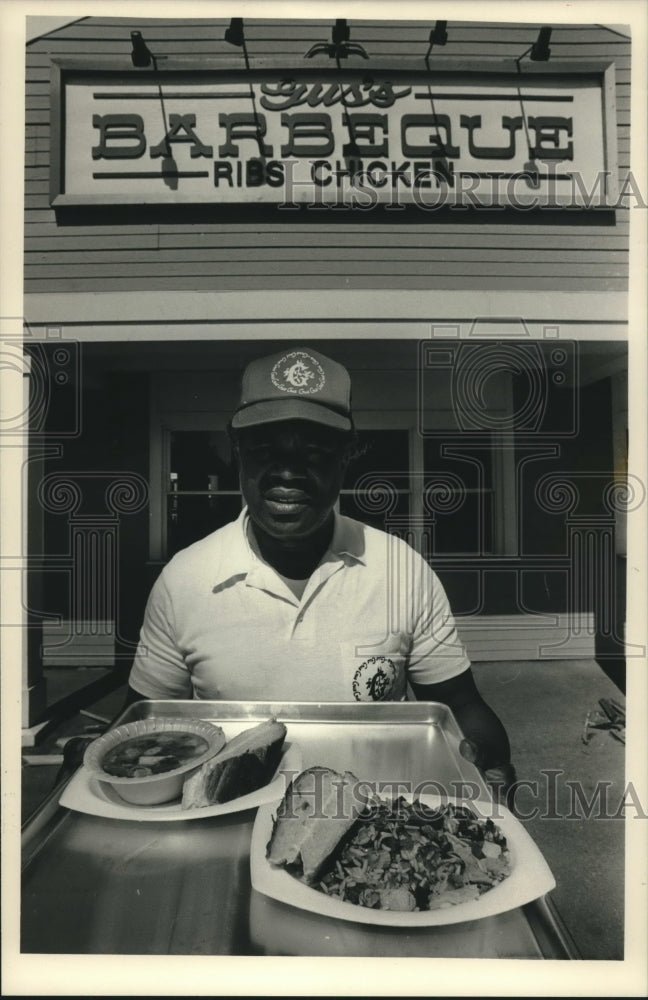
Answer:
(21, 17, 632, 734)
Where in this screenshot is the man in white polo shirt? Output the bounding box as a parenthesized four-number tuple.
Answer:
(128, 347, 514, 790)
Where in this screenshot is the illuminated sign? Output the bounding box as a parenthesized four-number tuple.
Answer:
(51, 67, 617, 208)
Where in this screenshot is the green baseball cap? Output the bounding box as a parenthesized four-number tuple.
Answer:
(231, 347, 352, 432)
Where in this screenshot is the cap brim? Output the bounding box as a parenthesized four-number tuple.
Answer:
(231, 398, 351, 432)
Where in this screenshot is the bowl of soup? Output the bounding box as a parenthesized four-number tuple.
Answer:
(83, 717, 227, 805)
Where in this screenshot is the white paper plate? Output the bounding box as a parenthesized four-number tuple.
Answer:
(60, 740, 301, 822)
(251, 792, 555, 926)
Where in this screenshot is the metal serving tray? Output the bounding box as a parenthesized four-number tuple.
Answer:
(21, 700, 578, 958)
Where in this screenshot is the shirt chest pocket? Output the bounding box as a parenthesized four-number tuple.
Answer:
(339, 633, 408, 702)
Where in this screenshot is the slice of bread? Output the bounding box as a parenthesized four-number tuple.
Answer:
(266, 766, 368, 883)
(181, 718, 287, 809)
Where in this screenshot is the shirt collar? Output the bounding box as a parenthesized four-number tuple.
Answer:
(329, 509, 367, 565)
(212, 506, 366, 588)
(209, 507, 256, 588)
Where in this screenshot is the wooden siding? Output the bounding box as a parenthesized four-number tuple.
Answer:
(456, 613, 596, 661)
(24, 18, 631, 295)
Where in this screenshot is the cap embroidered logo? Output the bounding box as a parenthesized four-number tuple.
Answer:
(271, 352, 326, 396)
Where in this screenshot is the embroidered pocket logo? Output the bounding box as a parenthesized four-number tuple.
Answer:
(352, 656, 397, 702)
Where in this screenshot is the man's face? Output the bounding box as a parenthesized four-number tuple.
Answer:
(235, 420, 351, 543)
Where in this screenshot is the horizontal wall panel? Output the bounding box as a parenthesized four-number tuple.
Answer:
(22, 238, 631, 258)
(24, 150, 50, 166)
(25, 152, 48, 168)
(24, 124, 49, 141)
(24, 274, 627, 293)
(23, 227, 629, 249)
(24, 229, 629, 253)
(24, 242, 630, 264)
(25, 137, 50, 152)
(155, 231, 628, 253)
(457, 612, 596, 661)
(25, 112, 52, 126)
(25, 247, 629, 266)
(26, 67, 51, 83)
(25, 97, 50, 111)
(25, 182, 52, 196)
(23, 210, 57, 224)
(24, 259, 627, 278)
(24, 167, 49, 181)
(25, 234, 162, 251)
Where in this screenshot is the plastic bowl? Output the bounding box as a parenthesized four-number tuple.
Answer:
(83, 717, 227, 805)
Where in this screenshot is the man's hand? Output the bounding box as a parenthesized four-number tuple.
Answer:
(459, 737, 517, 808)
(412, 668, 516, 807)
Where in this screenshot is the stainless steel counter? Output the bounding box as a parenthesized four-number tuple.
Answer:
(21, 701, 578, 958)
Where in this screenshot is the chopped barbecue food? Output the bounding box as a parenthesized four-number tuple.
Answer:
(315, 797, 512, 911)
(267, 771, 512, 912)
(181, 719, 287, 809)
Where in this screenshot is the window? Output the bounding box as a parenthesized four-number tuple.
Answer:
(156, 424, 496, 559)
(422, 439, 494, 555)
(163, 428, 413, 555)
(340, 429, 410, 529)
(166, 430, 241, 557)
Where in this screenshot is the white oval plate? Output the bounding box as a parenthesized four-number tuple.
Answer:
(251, 792, 555, 926)
(60, 739, 302, 822)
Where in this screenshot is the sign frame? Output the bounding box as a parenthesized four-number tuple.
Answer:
(48, 56, 620, 210)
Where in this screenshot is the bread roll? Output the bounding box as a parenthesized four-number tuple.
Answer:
(266, 766, 368, 883)
(181, 718, 287, 809)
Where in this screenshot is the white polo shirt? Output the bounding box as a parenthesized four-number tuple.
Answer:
(129, 509, 470, 702)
